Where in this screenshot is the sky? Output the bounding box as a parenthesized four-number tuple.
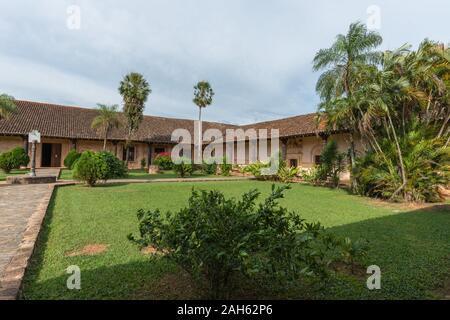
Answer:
(0, 0, 449, 125)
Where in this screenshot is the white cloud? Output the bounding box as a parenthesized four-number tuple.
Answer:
(0, 0, 449, 123)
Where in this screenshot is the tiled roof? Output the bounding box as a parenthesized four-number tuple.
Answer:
(0, 100, 328, 142)
(242, 113, 328, 138)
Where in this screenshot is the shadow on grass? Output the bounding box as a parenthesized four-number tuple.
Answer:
(21, 194, 450, 299)
(319, 204, 450, 299)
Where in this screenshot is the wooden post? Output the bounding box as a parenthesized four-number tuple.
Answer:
(22, 135, 29, 154)
(280, 138, 288, 160)
(147, 143, 153, 165)
(70, 139, 77, 150)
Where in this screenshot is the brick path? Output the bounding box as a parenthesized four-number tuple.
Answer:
(0, 183, 56, 299)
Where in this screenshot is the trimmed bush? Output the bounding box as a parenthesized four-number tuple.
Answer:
(64, 149, 81, 169)
(154, 152, 173, 170)
(73, 151, 108, 186)
(173, 157, 193, 177)
(97, 151, 127, 181)
(0, 147, 29, 173)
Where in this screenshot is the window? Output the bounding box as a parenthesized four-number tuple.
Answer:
(314, 155, 322, 165)
(123, 146, 135, 161)
(154, 147, 165, 154)
(289, 159, 298, 167)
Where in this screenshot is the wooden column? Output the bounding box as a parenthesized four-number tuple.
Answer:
(280, 138, 288, 160)
(112, 141, 118, 157)
(70, 139, 77, 150)
(321, 134, 329, 146)
(147, 142, 153, 165)
(22, 135, 29, 154)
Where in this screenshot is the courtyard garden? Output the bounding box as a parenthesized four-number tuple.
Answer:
(21, 180, 450, 300)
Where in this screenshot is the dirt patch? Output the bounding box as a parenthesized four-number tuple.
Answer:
(65, 244, 109, 257)
(140, 245, 167, 256)
(331, 261, 367, 280)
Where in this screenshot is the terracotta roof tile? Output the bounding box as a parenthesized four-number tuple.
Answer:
(0, 100, 327, 142)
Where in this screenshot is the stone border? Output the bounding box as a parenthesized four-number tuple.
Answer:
(0, 182, 74, 300)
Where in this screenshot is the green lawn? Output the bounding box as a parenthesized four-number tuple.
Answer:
(22, 181, 450, 299)
(0, 169, 28, 181)
(59, 169, 217, 180)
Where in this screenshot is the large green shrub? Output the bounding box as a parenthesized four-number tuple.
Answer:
(154, 153, 173, 170)
(0, 147, 29, 173)
(64, 149, 81, 169)
(97, 151, 127, 181)
(353, 132, 450, 202)
(172, 157, 193, 178)
(73, 151, 108, 186)
(128, 185, 345, 298)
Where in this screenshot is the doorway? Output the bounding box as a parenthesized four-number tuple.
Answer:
(41, 143, 62, 167)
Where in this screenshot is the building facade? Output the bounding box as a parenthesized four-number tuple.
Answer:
(0, 100, 360, 173)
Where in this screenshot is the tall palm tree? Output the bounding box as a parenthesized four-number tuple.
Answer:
(193, 81, 214, 162)
(313, 22, 382, 101)
(91, 104, 121, 150)
(313, 21, 382, 190)
(118, 72, 151, 163)
(0, 94, 17, 120)
(193, 81, 214, 121)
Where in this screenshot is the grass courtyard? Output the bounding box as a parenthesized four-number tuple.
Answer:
(0, 169, 28, 181)
(21, 181, 450, 300)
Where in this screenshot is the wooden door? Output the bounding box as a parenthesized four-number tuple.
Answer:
(51, 144, 62, 167)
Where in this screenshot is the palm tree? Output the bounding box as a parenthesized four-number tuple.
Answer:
(118, 72, 151, 163)
(0, 94, 17, 120)
(91, 104, 121, 150)
(313, 21, 382, 191)
(313, 21, 382, 100)
(193, 81, 214, 162)
(193, 81, 214, 121)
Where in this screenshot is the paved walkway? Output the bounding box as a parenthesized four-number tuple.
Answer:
(35, 168, 60, 177)
(0, 183, 56, 299)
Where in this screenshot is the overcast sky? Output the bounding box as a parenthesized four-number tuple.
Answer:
(0, 0, 449, 124)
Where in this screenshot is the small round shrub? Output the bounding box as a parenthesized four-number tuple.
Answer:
(11, 147, 30, 167)
(64, 149, 81, 169)
(0, 147, 29, 173)
(173, 157, 193, 177)
(73, 151, 108, 186)
(154, 152, 173, 170)
(97, 151, 127, 180)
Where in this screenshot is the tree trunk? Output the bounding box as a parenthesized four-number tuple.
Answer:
(386, 110, 407, 200)
(349, 133, 357, 192)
